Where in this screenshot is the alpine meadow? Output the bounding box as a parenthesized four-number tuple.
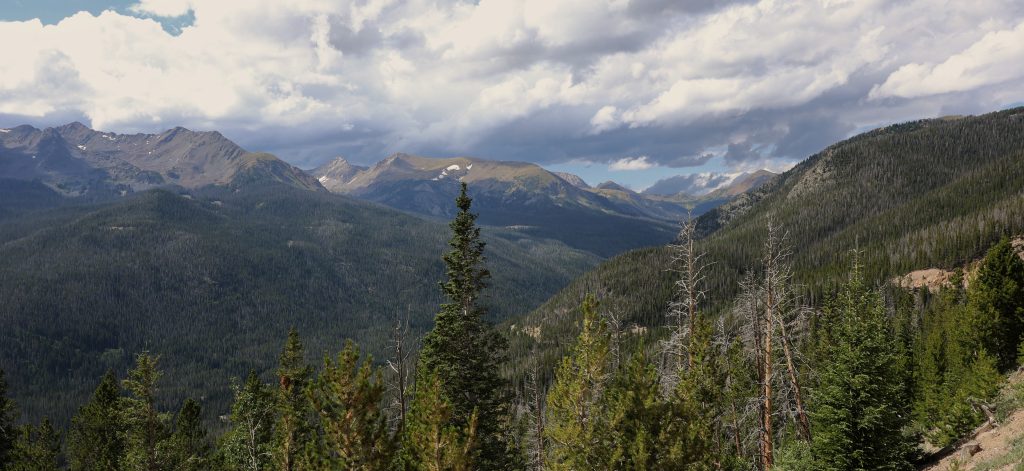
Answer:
(2, 1, 1024, 470)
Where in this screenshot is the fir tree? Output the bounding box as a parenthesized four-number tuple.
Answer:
(305, 341, 394, 470)
(273, 328, 312, 471)
(0, 370, 16, 470)
(9, 419, 60, 471)
(811, 266, 915, 470)
(120, 353, 171, 471)
(68, 370, 124, 471)
(220, 371, 275, 471)
(544, 295, 610, 470)
(417, 182, 511, 470)
(402, 370, 477, 471)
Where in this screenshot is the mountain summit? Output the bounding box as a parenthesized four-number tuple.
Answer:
(0, 122, 322, 196)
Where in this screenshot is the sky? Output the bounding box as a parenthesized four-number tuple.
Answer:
(1, 0, 1023, 191)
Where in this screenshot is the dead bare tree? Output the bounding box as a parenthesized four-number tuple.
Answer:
(662, 214, 710, 392)
(387, 305, 412, 429)
(733, 221, 814, 470)
(761, 222, 811, 444)
(524, 357, 546, 470)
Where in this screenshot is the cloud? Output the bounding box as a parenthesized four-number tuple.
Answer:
(870, 19, 1024, 99)
(644, 171, 739, 196)
(130, 0, 195, 17)
(609, 156, 654, 171)
(0, 0, 1021, 172)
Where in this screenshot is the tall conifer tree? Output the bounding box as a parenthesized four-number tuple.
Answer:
(811, 265, 915, 470)
(273, 328, 311, 471)
(967, 237, 1024, 370)
(120, 353, 171, 471)
(69, 370, 124, 471)
(544, 295, 610, 470)
(417, 182, 511, 470)
(169, 399, 208, 471)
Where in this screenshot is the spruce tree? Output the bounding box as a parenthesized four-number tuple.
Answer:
(220, 371, 275, 471)
(811, 266, 915, 470)
(120, 352, 171, 471)
(402, 370, 477, 471)
(273, 328, 312, 471)
(69, 370, 124, 471)
(417, 182, 510, 470)
(305, 341, 394, 470)
(0, 369, 16, 470)
(967, 237, 1024, 371)
(544, 295, 610, 470)
(10, 418, 60, 471)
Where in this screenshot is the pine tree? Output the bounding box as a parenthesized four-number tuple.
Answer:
(658, 316, 718, 471)
(273, 328, 312, 471)
(967, 237, 1024, 371)
(604, 352, 661, 469)
(402, 370, 477, 471)
(168, 399, 208, 471)
(417, 182, 511, 470)
(220, 371, 275, 471)
(10, 418, 60, 471)
(69, 370, 124, 471)
(544, 294, 610, 470)
(305, 341, 394, 470)
(120, 353, 171, 471)
(0, 369, 16, 470)
(811, 265, 915, 470)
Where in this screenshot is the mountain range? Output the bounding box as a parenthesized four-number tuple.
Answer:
(1, 122, 774, 257)
(0, 122, 322, 198)
(311, 153, 774, 256)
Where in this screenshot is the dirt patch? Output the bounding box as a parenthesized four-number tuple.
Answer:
(893, 237, 1024, 293)
(924, 371, 1024, 470)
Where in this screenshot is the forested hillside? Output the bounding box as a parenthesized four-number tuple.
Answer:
(3, 185, 1021, 470)
(0, 184, 598, 426)
(506, 107, 1024, 383)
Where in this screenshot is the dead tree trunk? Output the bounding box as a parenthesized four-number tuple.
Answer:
(387, 306, 411, 428)
(762, 282, 774, 471)
(778, 318, 811, 442)
(527, 361, 545, 470)
(664, 215, 708, 389)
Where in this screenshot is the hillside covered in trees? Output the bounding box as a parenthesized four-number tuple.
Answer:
(0, 183, 598, 427)
(2, 173, 1022, 470)
(506, 107, 1024, 384)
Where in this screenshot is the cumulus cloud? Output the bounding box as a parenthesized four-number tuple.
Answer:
(0, 0, 1021, 171)
(870, 19, 1024, 99)
(130, 0, 195, 17)
(609, 156, 654, 171)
